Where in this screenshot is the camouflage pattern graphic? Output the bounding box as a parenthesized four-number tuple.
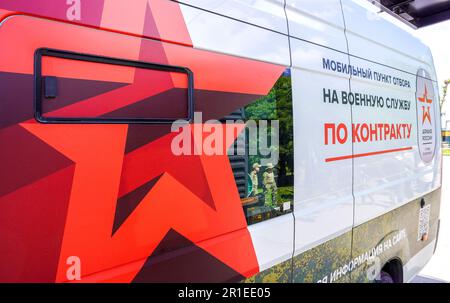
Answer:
(293, 232, 352, 283)
(351, 189, 440, 282)
(244, 257, 292, 283)
(245, 188, 441, 283)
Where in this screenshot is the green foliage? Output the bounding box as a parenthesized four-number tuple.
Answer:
(277, 186, 294, 203)
(245, 89, 277, 121)
(245, 74, 294, 185)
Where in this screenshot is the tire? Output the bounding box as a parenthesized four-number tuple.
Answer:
(378, 271, 395, 283)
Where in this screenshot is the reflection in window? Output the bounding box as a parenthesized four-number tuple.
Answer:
(229, 69, 294, 225)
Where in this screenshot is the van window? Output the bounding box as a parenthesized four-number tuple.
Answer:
(229, 68, 294, 225)
(35, 48, 193, 123)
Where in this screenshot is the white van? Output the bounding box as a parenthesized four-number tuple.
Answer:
(0, 0, 441, 283)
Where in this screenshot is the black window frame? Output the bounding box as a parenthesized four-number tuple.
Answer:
(34, 48, 194, 124)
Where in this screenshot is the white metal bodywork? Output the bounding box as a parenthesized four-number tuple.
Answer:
(179, 0, 293, 273)
(342, 0, 442, 227)
(178, 0, 442, 281)
(178, 0, 290, 66)
(404, 239, 437, 282)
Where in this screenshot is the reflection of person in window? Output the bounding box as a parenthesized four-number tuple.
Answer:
(263, 163, 277, 206)
(250, 163, 261, 196)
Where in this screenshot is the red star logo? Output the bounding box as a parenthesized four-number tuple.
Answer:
(418, 84, 432, 125)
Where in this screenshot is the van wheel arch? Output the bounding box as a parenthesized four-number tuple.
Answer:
(381, 258, 403, 283)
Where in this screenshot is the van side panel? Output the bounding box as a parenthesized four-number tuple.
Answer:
(0, 2, 288, 282)
(256, 187, 440, 283)
(342, 0, 442, 226)
(286, 0, 354, 282)
(350, 189, 441, 282)
(342, 0, 442, 281)
(178, 1, 295, 275)
(0, 0, 442, 283)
